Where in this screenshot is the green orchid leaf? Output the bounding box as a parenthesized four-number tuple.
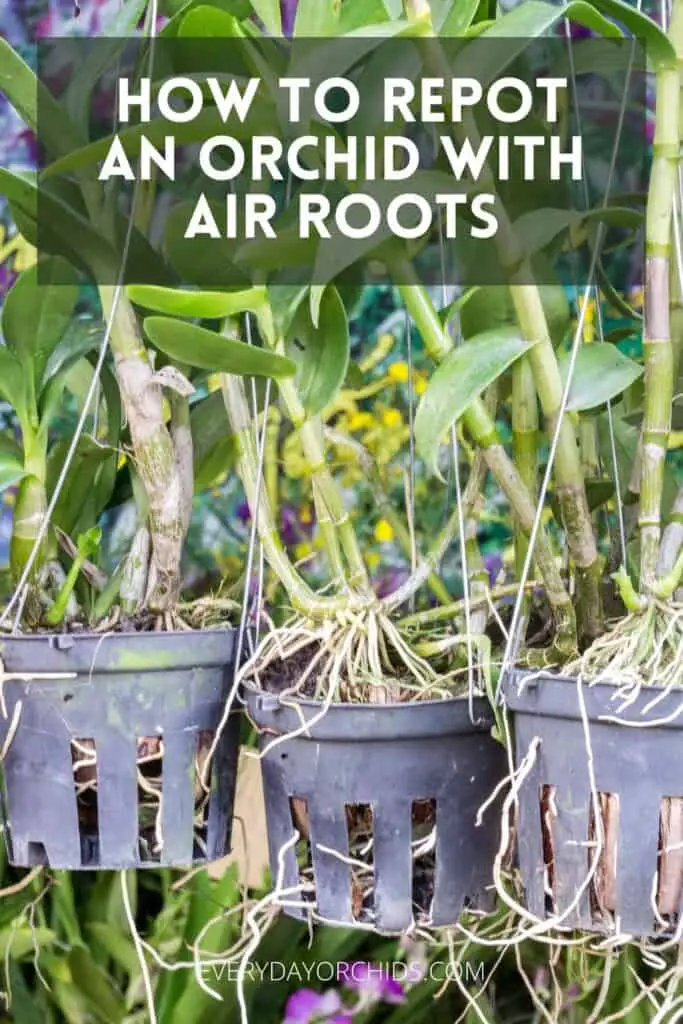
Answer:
(43, 100, 275, 179)
(0, 347, 32, 429)
(440, 0, 482, 35)
(126, 284, 266, 319)
(143, 317, 297, 377)
(0, 453, 27, 494)
(47, 436, 113, 538)
(312, 172, 475, 286)
(250, 0, 281, 33)
(164, 201, 251, 288)
(191, 390, 238, 491)
(285, 287, 350, 416)
(177, 3, 243, 36)
(66, 946, 126, 1023)
(511, 206, 642, 263)
(268, 282, 309, 337)
(559, 344, 644, 412)
(293, 0, 341, 35)
(415, 329, 535, 478)
(0, 37, 84, 160)
(0, 169, 117, 278)
(2, 258, 80, 400)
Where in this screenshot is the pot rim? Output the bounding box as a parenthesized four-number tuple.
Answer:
(503, 667, 683, 728)
(242, 679, 496, 741)
(0, 626, 239, 674)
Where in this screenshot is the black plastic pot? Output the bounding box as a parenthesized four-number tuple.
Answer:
(245, 687, 506, 933)
(503, 669, 683, 936)
(0, 630, 241, 870)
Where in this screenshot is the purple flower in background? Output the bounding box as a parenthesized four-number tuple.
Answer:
(342, 962, 405, 1005)
(0, 263, 17, 302)
(236, 501, 251, 524)
(283, 988, 352, 1024)
(374, 568, 409, 599)
(483, 552, 503, 587)
(281, 0, 298, 36)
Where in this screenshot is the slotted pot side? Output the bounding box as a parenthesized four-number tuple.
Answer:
(0, 630, 241, 870)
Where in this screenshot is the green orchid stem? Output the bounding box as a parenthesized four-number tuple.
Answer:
(640, 0, 683, 592)
(654, 545, 683, 599)
(398, 581, 538, 629)
(612, 566, 647, 612)
(256, 307, 370, 593)
(403, 2, 601, 645)
(46, 553, 85, 626)
(10, 435, 48, 589)
(512, 358, 538, 614)
(324, 427, 452, 605)
(395, 266, 577, 657)
(221, 373, 372, 618)
(92, 563, 123, 623)
(265, 405, 281, 523)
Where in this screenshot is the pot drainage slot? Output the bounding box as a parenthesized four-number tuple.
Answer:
(289, 797, 315, 907)
(539, 784, 556, 914)
(72, 737, 98, 863)
(137, 735, 163, 862)
(657, 796, 683, 931)
(412, 799, 436, 919)
(346, 803, 374, 922)
(588, 792, 619, 927)
(193, 730, 215, 846)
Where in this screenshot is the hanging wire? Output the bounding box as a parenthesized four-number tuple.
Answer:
(405, 307, 418, 612)
(0, 0, 161, 634)
(499, 13, 638, 684)
(561, 6, 635, 569)
(432, 126, 477, 720)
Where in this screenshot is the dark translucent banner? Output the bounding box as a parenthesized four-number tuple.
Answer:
(35, 35, 646, 287)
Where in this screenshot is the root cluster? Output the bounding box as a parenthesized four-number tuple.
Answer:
(242, 608, 487, 704)
(566, 601, 683, 698)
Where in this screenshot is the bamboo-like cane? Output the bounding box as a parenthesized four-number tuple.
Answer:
(512, 359, 539, 601)
(99, 289, 184, 611)
(640, 0, 683, 592)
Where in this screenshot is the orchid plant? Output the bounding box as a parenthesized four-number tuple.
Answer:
(8, 0, 661, 709)
(0, 0, 676, 703)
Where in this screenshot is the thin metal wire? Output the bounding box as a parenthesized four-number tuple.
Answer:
(433, 123, 477, 719)
(244, 310, 267, 658)
(234, 375, 272, 697)
(500, 19, 637, 683)
(562, 10, 634, 567)
(0, 0, 161, 633)
(405, 307, 417, 613)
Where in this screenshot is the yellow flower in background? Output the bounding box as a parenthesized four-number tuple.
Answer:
(294, 542, 312, 561)
(388, 361, 410, 383)
(208, 373, 222, 393)
(13, 239, 37, 272)
(349, 411, 374, 431)
(382, 408, 402, 428)
(578, 295, 596, 344)
(0, 229, 37, 271)
(360, 332, 395, 373)
(630, 286, 644, 308)
(374, 518, 394, 544)
(414, 373, 427, 395)
(299, 503, 313, 525)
